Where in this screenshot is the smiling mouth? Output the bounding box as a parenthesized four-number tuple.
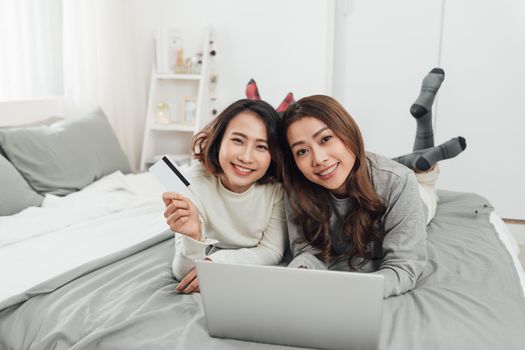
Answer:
(316, 163, 338, 178)
(232, 163, 255, 175)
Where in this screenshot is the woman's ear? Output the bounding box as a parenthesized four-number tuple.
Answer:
(245, 79, 261, 100)
(276, 92, 295, 114)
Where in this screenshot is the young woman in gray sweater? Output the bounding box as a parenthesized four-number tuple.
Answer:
(281, 69, 466, 297)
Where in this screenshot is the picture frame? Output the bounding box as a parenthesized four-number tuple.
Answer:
(155, 25, 182, 74)
(182, 97, 197, 124)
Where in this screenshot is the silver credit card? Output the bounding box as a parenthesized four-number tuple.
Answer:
(149, 156, 191, 195)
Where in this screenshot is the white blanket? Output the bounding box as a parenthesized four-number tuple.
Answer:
(0, 172, 170, 303)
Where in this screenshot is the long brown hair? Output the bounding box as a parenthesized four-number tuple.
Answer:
(281, 95, 386, 268)
(193, 99, 283, 184)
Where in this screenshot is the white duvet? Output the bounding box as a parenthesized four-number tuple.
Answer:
(0, 172, 170, 303)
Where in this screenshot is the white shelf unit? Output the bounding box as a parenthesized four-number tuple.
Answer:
(140, 29, 213, 171)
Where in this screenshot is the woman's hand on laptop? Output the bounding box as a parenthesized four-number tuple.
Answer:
(163, 192, 202, 241)
(176, 267, 200, 293)
(176, 258, 212, 294)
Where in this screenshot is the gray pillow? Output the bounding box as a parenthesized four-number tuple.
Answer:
(0, 108, 131, 195)
(0, 116, 63, 159)
(0, 154, 44, 216)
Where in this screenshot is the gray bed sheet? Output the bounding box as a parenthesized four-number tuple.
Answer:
(1, 190, 524, 350)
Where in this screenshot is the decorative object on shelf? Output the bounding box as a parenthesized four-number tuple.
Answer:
(207, 27, 218, 116)
(169, 33, 182, 74)
(185, 52, 202, 74)
(209, 73, 219, 115)
(174, 48, 186, 74)
(155, 26, 182, 74)
(182, 97, 197, 124)
(155, 103, 171, 124)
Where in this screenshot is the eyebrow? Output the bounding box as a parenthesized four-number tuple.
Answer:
(290, 127, 329, 149)
(231, 131, 268, 143)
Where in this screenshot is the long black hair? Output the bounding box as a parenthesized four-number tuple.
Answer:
(281, 95, 386, 268)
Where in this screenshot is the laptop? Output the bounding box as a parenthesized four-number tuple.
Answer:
(195, 261, 384, 350)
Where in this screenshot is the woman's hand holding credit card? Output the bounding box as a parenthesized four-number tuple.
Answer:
(150, 157, 202, 241)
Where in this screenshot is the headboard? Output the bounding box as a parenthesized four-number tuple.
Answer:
(0, 97, 65, 127)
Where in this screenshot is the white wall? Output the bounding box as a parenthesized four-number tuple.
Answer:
(132, 0, 333, 114)
(333, 0, 525, 219)
(333, 0, 443, 157)
(437, 0, 525, 220)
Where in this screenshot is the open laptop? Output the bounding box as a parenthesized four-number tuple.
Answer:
(195, 261, 384, 350)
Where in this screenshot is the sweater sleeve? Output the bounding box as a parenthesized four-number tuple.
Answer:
(284, 194, 328, 270)
(372, 171, 428, 298)
(208, 190, 287, 265)
(171, 215, 218, 281)
(171, 235, 217, 281)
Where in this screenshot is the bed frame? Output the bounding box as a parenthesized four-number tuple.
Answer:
(0, 97, 65, 126)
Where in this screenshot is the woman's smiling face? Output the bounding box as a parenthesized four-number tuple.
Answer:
(218, 112, 272, 193)
(287, 116, 356, 198)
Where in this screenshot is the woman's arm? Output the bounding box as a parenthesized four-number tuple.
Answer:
(373, 171, 428, 298)
(284, 194, 328, 270)
(171, 228, 217, 281)
(164, 192, 218, 280)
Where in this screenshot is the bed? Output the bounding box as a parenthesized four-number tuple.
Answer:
(1, 99, 524, 350)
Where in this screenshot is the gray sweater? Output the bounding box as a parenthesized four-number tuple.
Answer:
(286, 152, 428, 298)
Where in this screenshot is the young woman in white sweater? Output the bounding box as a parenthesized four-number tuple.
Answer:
(162, 98, 287, 294)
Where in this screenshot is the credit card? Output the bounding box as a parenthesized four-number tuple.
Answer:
(149, 156, 191, 195)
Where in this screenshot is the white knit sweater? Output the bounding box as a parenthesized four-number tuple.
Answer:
(171, 163, 287, 280)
